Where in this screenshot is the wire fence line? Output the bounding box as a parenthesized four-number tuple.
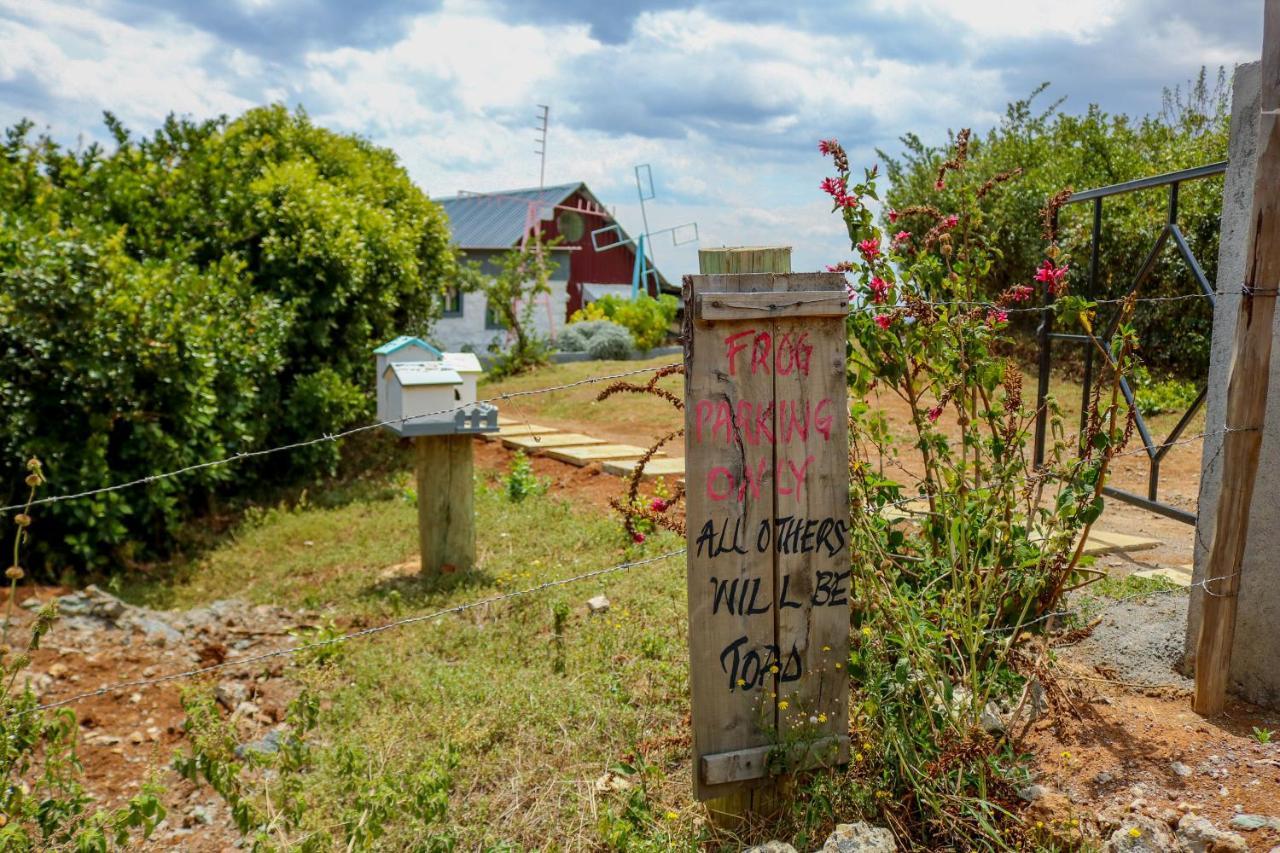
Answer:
(2, 286, 1251, 515)
(0, 362, 681, 514)
(15, 549, 686, 717)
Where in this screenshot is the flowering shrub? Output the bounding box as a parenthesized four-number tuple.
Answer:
(820, 134, 1139, 845)
(569, 293, 678, 352)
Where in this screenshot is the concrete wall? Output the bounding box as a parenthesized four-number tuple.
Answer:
(429, 248, 572, 354)
(1184, 61, 1280, 708)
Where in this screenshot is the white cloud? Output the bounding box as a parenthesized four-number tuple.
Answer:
(876, 0, 1121, 43)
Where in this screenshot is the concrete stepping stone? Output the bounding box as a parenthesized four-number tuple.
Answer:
(602, 457, 686, 478)
(502, 433, 606, 452)
(543, 444, 666, 465)
(1081, 529, 1162, 555)
(496, 416, 518, 426)
(1131, 564, 1193, 587)
(480, 423, 560, 441)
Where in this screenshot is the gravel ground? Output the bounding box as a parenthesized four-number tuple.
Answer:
(1066, 591, 1193, 689)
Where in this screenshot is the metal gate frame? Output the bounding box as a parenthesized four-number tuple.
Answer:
(1032, 161, 1228, 525)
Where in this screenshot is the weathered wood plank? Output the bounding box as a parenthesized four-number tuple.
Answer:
(700, 736, 850, 786)
(685, 268, 780, 801)
(772, 273, 851, 748)
(1195, 0, 1280, 716)
(697, 290, 849, 321)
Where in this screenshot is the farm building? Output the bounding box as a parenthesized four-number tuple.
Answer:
(433, 182, 673, 354)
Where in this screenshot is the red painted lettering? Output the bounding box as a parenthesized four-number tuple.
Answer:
(724, 330, 754, 376)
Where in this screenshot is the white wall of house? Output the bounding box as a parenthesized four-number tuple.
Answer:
(429, 248, 572, 354)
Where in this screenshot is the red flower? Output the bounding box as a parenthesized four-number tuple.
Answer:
(650, 498, 668, 512)
(1005, 284, 1034, 303)
(632, 531, 646, 544)
(818, 139, 837, 155)
(873, 314, 892, 330)
(1034, 260, 1069, 295)
(986, 309, 1009, 326)
(927, 405, 943, 423)
(893, 230, 911, 244)
(820, 176, 847, 198)
(836, 192, 858, 209)
(935, 179, 945, 190)
(827, 261, 856, 273)
(943, 214, 959, 229)
(857, 239, 881, 261)
(887, 209, 899, 223)
(869, 276, 889, 304)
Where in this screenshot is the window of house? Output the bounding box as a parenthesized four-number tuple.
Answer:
(442, 287, 463, 317)
(485, 301, 506, 330)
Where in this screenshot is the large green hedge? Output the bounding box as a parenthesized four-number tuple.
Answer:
(0, 107, 455, 571)
(878, 69, 1230, 376)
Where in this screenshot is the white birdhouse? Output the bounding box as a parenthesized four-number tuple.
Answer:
(374, 336, 497, 436)
(374, 336, 442, 422)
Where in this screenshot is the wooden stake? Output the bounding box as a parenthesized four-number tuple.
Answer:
(415, 435, 476, 576)
(1194, 0, 1280, 716)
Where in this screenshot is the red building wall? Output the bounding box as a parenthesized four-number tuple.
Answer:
(537, 190, 655, 317)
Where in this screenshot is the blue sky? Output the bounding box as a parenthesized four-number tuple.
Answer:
(0, 0, 1262, 277)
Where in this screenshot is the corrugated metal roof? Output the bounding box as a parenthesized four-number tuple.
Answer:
(437, 182, 584, 248)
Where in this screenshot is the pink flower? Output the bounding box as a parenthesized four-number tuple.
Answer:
(650, 498, 668, 512)
(827, 261, 856, 273)
(927, 405, 943, 423)
(1034, 260, 1069, 295)
(986, 309, 1009, 326)
(1006, 284, 1034, 303)
(632, 531, 646, 544)
(893, 230, 911, 244)
(943, 214, 959, 229)
(818, 139, 837, 155)
(873, 314, 892, 330)
(869, 276, 889, 304)
(836, 192, 858, 209)
(857, 239, 881, 261)
(887, 209, 899, 223)
(820, 176, 847, 198)
(935, 179, 945, 190)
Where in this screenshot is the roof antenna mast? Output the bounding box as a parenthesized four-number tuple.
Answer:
(535, 104, 550, 189)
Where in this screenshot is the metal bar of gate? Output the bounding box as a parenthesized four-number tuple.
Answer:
(1032, 160, 1227, 523)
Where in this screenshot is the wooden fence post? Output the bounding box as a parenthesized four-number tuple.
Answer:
(1194, 0, 1280, 716)
(684, 247, 851, 823)
(415, 434, 476, 575)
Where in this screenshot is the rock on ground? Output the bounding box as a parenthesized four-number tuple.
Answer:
(1176, 814, 1249, 853)
(745, 843, 798, 853)
(1103, 815, 1180, 852)
(817, 822, 896, 853)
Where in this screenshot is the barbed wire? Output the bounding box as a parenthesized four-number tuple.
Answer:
(15, 549, 686, 717)
(0, 362, 681, 514)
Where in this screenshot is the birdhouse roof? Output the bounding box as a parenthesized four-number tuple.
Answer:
(373, 335, 443, 357)
(384, 362, 463, 387)
(440, 352, 483, 374)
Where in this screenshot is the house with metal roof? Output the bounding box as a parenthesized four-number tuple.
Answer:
(431, 182, 672, 354)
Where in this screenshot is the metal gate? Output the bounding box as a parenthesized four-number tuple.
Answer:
(1032, 161, 1227, 524)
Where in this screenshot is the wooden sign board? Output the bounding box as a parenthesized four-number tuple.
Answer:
(683, 270, 851, 801)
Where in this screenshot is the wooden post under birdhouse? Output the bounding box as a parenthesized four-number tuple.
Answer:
(684, 246, 851, 824)
(416, 434, 475, 575)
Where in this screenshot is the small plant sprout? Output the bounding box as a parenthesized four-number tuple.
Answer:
(504, 451, 549, 503)
(1252, 726, 1274, 745)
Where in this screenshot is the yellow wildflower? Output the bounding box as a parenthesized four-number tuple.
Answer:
(1128, 827, 1141, 839)
(778, 700, 789, 710)
(665, 810, 678, 821)
(860, 626, 872, 637)
(736, 678, 746, 687)
(818, 713, 828, 724)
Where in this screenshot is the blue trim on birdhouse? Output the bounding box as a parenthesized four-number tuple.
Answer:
(373, 335, 442, 357)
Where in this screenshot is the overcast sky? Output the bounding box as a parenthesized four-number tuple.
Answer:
(0, 0, 1263, 276)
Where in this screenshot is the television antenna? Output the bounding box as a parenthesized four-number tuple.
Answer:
(590, 164, 698, 299)
(534, 104, 549, 188)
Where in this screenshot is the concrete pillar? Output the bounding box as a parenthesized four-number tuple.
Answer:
(1184, 60, 1280, 709)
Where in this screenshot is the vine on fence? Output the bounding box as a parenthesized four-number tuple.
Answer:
(596, 364, 688, 542)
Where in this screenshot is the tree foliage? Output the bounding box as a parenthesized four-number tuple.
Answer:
(0, 106, 455, 570)
(879, 69, 1230, 375)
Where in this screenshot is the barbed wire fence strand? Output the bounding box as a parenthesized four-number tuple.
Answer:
(1, 362, 681, 514)
(17, 549, 686, 717)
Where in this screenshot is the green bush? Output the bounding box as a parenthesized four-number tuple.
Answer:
(0, 107, 455, 571)
(558, 320, 635, 359)
(878, 70, 1228, 376)
(569, 293, 677, 351)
